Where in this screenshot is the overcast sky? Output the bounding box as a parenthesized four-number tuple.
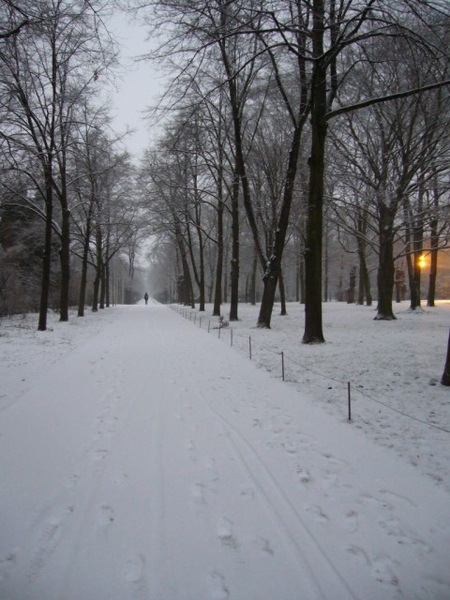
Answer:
(108, 13, 167, 160)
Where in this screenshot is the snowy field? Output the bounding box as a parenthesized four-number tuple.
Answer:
(0, 300, 449, 599)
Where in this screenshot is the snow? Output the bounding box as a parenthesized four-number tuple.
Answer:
(0, 300, 449, 600)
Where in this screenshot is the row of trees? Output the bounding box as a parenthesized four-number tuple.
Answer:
(135, 0, 450, 343)
(0, 1, 143, 329)
(1, 1, 449, 344)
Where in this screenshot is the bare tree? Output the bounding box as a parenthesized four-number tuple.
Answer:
(0, 0, 115, 329)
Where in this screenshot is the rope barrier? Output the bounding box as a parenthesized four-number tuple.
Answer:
(171, 305, 450, 435)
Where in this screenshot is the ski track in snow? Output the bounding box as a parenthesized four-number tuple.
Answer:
(182, 359, 355, 598)
(0, 303, 449, 599)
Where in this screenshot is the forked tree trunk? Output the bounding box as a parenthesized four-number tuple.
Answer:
(257, 119, 304, 328)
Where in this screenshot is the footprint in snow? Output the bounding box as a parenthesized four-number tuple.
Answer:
(253, 536, 275, 556)
(347, 544, 370, 567)
(305, 504, 329, 524)
(345, 509, 359, 533)
(0, 551, 16, 583)
(97, 505, 115, 527)
(123, 554, 145, 583)
(372, 556, 400, 588)
(209, 571, 229, 599)
(205, 457, 219, 482)
(190, 482, 207, 513)
(28, 506, 74, 581)
(217, 517, 238, 549)
(239, 485, 255, 500)
(94, 448, 109, 462)
(296, 466, 313, 484)
(64, 473, 79, 489)
(282, 440, 298, 454)
(186, 439, 197, 462)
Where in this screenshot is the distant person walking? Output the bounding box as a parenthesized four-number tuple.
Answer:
(144, 293, 149, 305)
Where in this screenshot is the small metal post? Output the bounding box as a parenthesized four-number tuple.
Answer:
(348, 381, 352, 422)
(281, 351, 285, 381)
(249, 336, 252, 360)
(230, 329, 233, 346)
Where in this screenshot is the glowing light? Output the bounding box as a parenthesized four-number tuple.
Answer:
(418, 254, 426, 269)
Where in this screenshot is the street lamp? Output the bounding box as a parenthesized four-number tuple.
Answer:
(418, 254, 426, 270)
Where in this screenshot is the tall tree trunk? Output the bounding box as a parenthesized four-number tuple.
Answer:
(212, 185, 224, 317)
(250, 246, 258, 306)
(176, 232, 192, 306)
(38, 177, 53, 331)
(105, 260, 110, 307)
(99, 263, 106, 309)
(406, 251, 421, 310)
(279, 268, 287, 315)
(299, 251, 305, 304)
(92, 270, 100, 312)
(59, 206, 70, 321)
(303, 4, 327, 343)
(323, 219, 329, 302)
(356, 211, 372, 305)
(427, 236, 438, 307)
(193, 162, 206, 312)
(358, 252, 372, 306)
(198, 242, 205, 311)
(257, 119, 304, 328)
(229, 170, 240, 321)
(77, 219, 91, 317)
(375, 204, 396, 320)
(428, 173, 439, 307)
(92, 226, 102, 312)
(404, 188, 424, 310)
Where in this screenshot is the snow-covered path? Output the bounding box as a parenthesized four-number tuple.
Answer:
(1, 303, 449, 599)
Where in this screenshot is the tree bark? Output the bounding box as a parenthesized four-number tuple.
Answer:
(212, 168, 224, 317)
(92, 226, 102, 312)
(77, 219, 90, 317)
(302, 2, 326, 343)
(229, 170, 240, 321)
(59, 206, 70, 321)
(249, 246, 258, 306)
(441, 329, 450, 386)
(38, 176, 53, 331)
(257, 118, 304, 327)
(427, 177, 439, 307)
(374, 203, 396, 320)
(279, 268, 287, 315)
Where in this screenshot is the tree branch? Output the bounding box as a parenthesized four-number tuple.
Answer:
(326, 79, 450, 121)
